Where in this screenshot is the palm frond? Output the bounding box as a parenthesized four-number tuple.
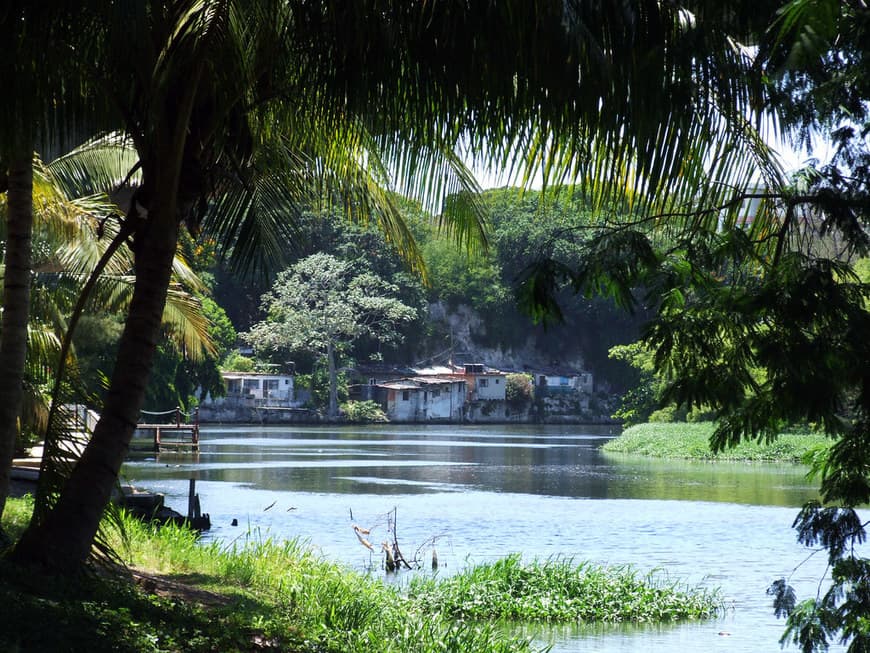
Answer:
(47, 133, 140, 199)
(163, 285, 216, 360)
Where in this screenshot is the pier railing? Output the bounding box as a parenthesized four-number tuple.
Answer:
(137, 407, 200, 452)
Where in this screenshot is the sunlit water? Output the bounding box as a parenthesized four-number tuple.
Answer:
(123, 424, 846, 652)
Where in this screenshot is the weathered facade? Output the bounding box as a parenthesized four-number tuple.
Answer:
(199, 372, 312, 423)
(461, 363, 507, 401)
(378, 377, 466, 422)
(532, 369, 594, 394)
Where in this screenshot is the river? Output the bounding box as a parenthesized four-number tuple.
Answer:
(122, 424, 843, 652)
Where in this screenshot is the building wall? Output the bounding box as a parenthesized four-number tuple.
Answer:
(386, 388, 420, 421)
(214, 373, 296, 405)
(384, 382, 466, 421)
(424, 382, 465, 420)
(470, 374, 506, 401)
(536, 372, 593, 394)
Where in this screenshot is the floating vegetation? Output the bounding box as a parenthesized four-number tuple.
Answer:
(603, 422, 831, 462)
(409, 554, 724, 623)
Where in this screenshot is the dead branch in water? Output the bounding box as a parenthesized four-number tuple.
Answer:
(350, 506, 444, 572)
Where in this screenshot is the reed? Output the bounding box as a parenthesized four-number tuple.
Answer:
(409, 554, 722, 623)
(603, 422, 831, 461)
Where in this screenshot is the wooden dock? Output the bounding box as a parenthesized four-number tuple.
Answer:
(136, 407, 200, 453)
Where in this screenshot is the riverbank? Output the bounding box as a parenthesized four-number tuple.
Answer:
(602, 422, 831, 461)
(1, 496, 722, 652)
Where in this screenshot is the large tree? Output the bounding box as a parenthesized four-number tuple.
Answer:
(247, 253, 416, 418)
(11, 1, 772, 572)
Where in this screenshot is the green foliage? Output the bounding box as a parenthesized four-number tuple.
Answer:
(603, 423, 832, 462)
(246, 253, 417, 358)
(72, 313, 124, 399)
(0, 498, 722, 651)
(176, 297, 237, 404)
(608, 342, 664, 426)
(221, 350, 254, 372)
(294, 364, 349, 412)
(409, 554, 722, 623)
(246, 253, 417, 415)
(505, 373, 534, 408)
(340, 400, 388, 423)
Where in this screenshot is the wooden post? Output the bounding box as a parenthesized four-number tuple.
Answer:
(187, 478, 196, 519)
(193, 407, 199, 446)
(154, 427, 161, 453)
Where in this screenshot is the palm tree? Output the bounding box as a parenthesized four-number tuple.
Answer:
(11, 1, 776, 571)
(1, 137, 217, 529)
(0, 1, 104, 533)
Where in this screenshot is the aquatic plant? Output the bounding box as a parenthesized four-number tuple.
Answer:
(603, 422, 830, 462)
(408, 554, 723, 623)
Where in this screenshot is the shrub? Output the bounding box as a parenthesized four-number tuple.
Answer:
(340, 400, 388, 423)
(505, 373, 534, 408)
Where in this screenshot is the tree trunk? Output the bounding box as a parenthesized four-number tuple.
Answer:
(12, 193, 179, 571)
(327, 340, 338, 419)
(0, 154, 33, 529)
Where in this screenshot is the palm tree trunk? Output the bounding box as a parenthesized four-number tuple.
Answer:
(12, 193, 179, 571)
(0, 154, 33, 529)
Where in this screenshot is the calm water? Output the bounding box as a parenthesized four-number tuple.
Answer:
(123, 424, 845, 652)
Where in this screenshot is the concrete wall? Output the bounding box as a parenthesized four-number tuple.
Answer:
(469, 374, 506, 400)
(198, 405, 316, 423)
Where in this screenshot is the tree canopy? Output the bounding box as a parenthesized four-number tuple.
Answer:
(246, 253, 416, 417)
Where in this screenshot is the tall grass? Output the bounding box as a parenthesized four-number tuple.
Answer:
(2, 498, 724, 652)
(603, 422, 831, 462)
(409, 554, 722, 623)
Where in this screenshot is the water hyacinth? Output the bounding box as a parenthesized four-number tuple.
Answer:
(408, 554, 723, 623)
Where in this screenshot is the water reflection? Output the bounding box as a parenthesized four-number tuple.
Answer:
(122, 424, 841, 653)
(128, 424, 817, 506)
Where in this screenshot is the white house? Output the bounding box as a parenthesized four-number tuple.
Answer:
(206, 371, 296, 406)
(378, 377, 466, 421)
(461, 363, 506, 401)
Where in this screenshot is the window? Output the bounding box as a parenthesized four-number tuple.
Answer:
(479, 378, 488, 388)
(243, 379, 260, 391)
(227, 379, 241, 394)
(402, 390, 410, 401)
(284, 379, 290, 385)
(495, 378, 500, 384)
(432, 389, 441, 398)
(560, 377, 569, 386)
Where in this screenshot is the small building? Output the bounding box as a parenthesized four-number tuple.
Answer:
(221, 372, 296, 404)
(377, 377, 466, 422)
(532, 369, 593, 394)
(352, 363, 416, 387)
(461, 363, 507, 401)
(198, 371, 309, 423)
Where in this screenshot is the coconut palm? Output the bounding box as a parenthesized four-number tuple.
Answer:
(10, 1, 778, 571)
(1, 143, 217, 534)
(0, 0, 109, 534)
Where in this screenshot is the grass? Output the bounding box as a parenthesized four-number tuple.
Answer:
(602, 422, 832, 462)
(1, 496, 724, 652)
